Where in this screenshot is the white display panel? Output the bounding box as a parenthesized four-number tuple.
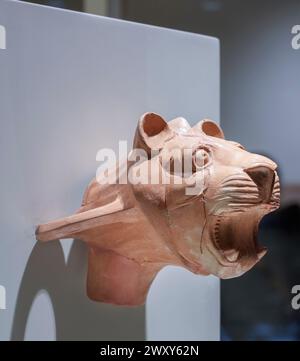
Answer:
(0, 0, 220, 340)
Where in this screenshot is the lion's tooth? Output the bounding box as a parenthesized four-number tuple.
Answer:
(257, 248, 268, 259)
(222, 249, 239, 262)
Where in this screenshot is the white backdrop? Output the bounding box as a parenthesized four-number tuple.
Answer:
(0, 0, 220, 340)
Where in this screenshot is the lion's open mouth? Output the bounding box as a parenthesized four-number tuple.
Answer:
(211, 208, 274, 265)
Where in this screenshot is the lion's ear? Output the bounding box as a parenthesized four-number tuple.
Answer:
(192, 119, 224, 139)
(133, 113, 174, 156)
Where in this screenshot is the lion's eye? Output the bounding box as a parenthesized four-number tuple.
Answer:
(192, 147, 211, 171)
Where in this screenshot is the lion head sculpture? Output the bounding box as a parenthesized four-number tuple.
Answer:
(36, 113, 280, 306)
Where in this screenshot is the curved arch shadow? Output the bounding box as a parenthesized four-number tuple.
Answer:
(11, 240, 145, 340)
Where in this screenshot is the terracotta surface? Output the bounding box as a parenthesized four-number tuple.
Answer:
(36, 113, 280, 306)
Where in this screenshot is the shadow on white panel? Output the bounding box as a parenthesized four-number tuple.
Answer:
(147, 266, 220, 341)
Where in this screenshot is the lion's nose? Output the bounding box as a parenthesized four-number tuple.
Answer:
(244, 166, 275, 202)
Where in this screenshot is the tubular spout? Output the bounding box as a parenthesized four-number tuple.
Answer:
(36, 196, 127, 242)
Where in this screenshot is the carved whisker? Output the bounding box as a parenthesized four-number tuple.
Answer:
(228, 202, 260, 208)
(222, 180, 256, 188)
(221, 187, 258, 193)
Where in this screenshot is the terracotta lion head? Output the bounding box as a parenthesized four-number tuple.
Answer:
(36, 113, 280, 305)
